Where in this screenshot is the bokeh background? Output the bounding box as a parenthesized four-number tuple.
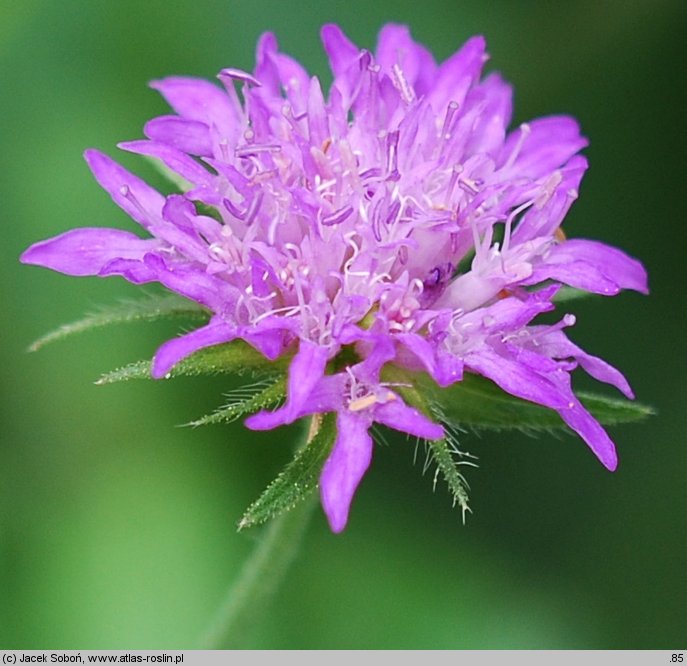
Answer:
(2, 0, 685, 649)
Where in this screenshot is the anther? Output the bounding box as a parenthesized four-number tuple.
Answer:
(441, 101, 459, 140)
(322, 206, 354, 227)
(218, 68, 261, 87)
(385, 131, 400, 181)
(119, 185, 149, 219)
(223, 198, 243, 219)
(244, 192, 263, 225)
(535, 171, 563, 209)
(391, 64, 415, 104)
(235, 143, 281, 159)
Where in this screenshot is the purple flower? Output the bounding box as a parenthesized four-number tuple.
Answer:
(21, 24, 648, 532)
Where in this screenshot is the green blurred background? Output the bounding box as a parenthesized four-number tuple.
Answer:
(2, 0, 685, 649)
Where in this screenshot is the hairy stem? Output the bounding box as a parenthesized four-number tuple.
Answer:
(198, 424, 320, 649)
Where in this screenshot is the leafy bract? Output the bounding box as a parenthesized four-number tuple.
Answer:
(413, 372, 653, 431)
(187, 377, 287, 427)
(238, 413, 337, 530)
(96, 339, 286, 384)
(30, 293, 209, 351)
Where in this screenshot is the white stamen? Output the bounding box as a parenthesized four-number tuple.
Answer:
(391, 64, 415, 104)
(501, 123, 531, 172)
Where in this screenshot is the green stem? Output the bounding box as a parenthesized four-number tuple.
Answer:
(198, 473, 318, 649)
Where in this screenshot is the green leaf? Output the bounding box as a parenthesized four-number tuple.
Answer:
(187, 376, 287, 427)
(30, 293, 209, 351)
(96, 339, 287, 385)
(412, 373, 653, 431)
(238, 413, 337, 530)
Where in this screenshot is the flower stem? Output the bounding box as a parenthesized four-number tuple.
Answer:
(198, 427, 320, 648)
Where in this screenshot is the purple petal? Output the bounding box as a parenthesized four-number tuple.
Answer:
(397, 332, 464, 387)
(465, 348, 569, 410)
(307, 77, 329, 146)
(542, 239, 649, 295)
(158, 196, 214, 263)
(144, 116, 213, 156)
(524, 261, 621, 295)
(218, 67, 262, 87)
(464, 73, 513, 157)
(500, 116, 588, 179)
(427, 36, 487, 111)
(320, 411, 374, 533)
(20, 228, 158, 276)
(279, 339, 330, 422)
(351, 332, 396, 377)
(141, 254, 240, 312)
(253, 32, 281, 95)
(84, 149, 165, 230)
(534, 329, 634, 398)
(242, 328, 287, 362)
(244, 339, 329, 430)
(551, 376, 619, 471)
(98, 257, 159, 284)
(151, 317, 236, 378)
(321, 24, 361, 103)
(149, 76, 237, 135)
(460, 287, 557, 336)
(245, 373, 343, 431)
(242, 410, 285, 432)
(511, 156, 589, 242)
(375, 24, 436, 95)
(252, 35, 309, 109)
(374, 397, 444, 440)
(118, 140, 217, 192)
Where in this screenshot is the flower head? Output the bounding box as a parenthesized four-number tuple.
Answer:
(21, 24, 648, 531)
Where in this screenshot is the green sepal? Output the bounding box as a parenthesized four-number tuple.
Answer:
(96, 339, 287, 385)
(144, 155, 192, 192)
(238, 413, 337, 530)
(414, 373, 653, 431)
(193, 201, 224, 223)
(567, 391, 655, 425)
(552, 285, 600, 303)
(187, 376, 287, 427)
(29, 293, 209, 352)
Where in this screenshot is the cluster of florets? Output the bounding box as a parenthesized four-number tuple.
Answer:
(21, 24, 647, 531)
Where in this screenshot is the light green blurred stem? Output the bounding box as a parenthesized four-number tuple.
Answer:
(198, 445, 318, 648)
